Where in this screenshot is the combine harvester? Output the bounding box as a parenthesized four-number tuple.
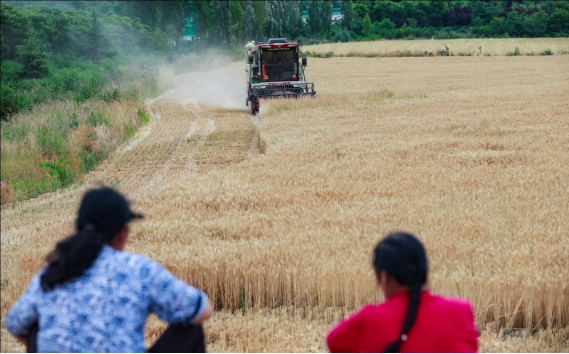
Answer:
(245, 38, 316, 115)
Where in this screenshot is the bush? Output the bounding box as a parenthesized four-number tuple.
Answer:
(1, 61, 23, 83)
(138, 108, 150, 124)
(540, 48, 553, 56)
(74, 77, 102, 103)
(36, 128, 66, 158)
(506, 46, 521, 56)
(88, 112, 108, 127)
(436, 45, 451, 56)
(334, 29, 352, 43)
(79, 150, 104, 173)
(548, 8, 569, 34)
(39, 154, 77, 188)
(1, 82, 30, 120)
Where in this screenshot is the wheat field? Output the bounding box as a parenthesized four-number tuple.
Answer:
(306, 37, 569, 56)
(1, 52, 568, 352)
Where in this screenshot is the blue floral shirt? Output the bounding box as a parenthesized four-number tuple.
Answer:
(5, 246, 208, 353)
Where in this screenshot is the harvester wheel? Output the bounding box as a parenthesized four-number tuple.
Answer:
(250, 96, 260, 115)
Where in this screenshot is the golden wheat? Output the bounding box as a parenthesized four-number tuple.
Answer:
(306, 38, 569, 56)
(2, 54, 568, 352)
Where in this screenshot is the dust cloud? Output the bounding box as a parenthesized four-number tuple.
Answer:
(157, 60, 248, 111)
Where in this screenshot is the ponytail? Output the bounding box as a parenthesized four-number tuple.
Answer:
(383, 282, 423, 352)
(373, 232, 428, 353)
(40, 228, 104, 292)
(40, 187, 143, 292)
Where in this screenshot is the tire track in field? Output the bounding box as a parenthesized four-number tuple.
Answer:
(85, 101, 260, 196)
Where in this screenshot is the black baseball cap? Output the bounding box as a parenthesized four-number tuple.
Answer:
(76, 187, 144, 240)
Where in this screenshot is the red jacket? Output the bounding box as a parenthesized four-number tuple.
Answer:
(327, 290, 478, 353)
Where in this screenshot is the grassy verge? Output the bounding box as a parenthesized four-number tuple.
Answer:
(1, 78, 154, 203)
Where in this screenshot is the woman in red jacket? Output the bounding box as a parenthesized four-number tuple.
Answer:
(327, 233, 478, 353)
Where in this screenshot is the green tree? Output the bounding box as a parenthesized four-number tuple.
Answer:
(553, 1, 569, 11)
(352, 3, 369, 20)
(286, 1, 302, 39)
(309, 1, 322, 34)
(265, 0, 287, 38)
(504, 10, 527, 37)
(86, 12, 115, 63)
(103, 14, 150, 51)
(321, 0, 333, 36)
(230, 1, 244, 42)
(165, 23, 181, 46)
(194, 1, 217, 42)
(118, 1, 185, 35)
(242, 1, 255, 40)
(149, 27, 168, 51)
(527, 11, 548, 37)
(16, 35, 49, 79)
(490, 16, 506, 36)
(548, 8, 569, 34)
(362, 13, 371, 38)
(214, 1, 231, 44)
(339, 1, 354, 30)
(1, 81, 30, 120)
(426, 0, 447, 26)
(372, 18, 395, 37)
(252, 1, 267, 40)
(1, 4, 31, 61)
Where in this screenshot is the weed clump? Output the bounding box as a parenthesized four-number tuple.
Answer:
(506, 46, 521, 56)
(303, 51, 335, 58)
(0, 182, 16, 205)
(436, 45, 451, 56)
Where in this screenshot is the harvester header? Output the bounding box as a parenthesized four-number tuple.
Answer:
(245, 38, 316, 115)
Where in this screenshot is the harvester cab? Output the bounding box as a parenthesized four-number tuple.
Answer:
(245, 38, 316, 115)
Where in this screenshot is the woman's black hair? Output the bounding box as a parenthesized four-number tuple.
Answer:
(373, 232, 428, 353)
(40, 187, 143, 292)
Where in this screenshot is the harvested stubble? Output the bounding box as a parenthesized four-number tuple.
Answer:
(2, 55, 569, 352)
(307, 38, 569, 57)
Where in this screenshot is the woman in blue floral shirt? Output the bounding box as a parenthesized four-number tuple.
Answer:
(5, 187, 212, 353)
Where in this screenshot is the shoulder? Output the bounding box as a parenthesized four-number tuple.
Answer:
(426, 292, 475, 325)
(99, 247, 167, 279)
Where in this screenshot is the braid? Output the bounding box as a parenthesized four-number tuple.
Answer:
(374, 233, 428, 353)
(383, 283, 422, 352)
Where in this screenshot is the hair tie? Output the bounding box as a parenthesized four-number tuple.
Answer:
(401, 334, 408, 342)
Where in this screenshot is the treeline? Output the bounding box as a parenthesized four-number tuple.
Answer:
(192, 1, 569, 44)
(344, 0, 569, 41)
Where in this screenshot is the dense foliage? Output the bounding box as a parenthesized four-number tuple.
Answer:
(189, 1, 569, 44)
(342, 1, 569, 41)
(1, 1, 183, 120)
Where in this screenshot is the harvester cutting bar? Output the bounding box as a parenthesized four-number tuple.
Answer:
(252, 83, 315, 99)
